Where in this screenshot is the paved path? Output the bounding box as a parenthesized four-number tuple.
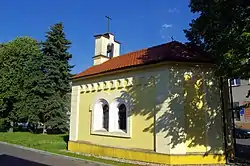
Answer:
(0, 142, 110, 166)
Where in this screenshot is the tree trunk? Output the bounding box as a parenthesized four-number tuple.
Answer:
(42, 124, 47, 134)
(8, 121, 13, 132)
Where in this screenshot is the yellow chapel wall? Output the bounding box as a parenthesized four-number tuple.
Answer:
(75, 67, 158, 151)
(151, 64, 224, 155)
(71, 62, 225, 155)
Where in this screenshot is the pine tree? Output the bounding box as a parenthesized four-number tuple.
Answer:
(21, 41, 46, 131)
(40, 22, 72, 133)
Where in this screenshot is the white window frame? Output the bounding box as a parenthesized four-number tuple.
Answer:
(91, 97, 132, 138)
(230, 79, 241, 87)
(109, 98, 131, 135)
(91, 99, 109, 132)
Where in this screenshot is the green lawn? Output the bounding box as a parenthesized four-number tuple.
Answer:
(0, 132, 138, 166)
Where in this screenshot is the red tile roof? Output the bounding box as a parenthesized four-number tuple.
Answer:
(73, 41, 212, 79)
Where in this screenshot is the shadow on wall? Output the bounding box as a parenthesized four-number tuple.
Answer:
(0, 154, 50, 166)
(120, 42, 225, 162)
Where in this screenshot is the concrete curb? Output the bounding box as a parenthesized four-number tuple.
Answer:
(0, 141, 113, 166)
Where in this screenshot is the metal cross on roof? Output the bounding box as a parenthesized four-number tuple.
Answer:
(105, 16, 112, 33)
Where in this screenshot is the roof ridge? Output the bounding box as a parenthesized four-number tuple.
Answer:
(93, 47, 148, 67)
(95, 41, 181, 66)
(73, 41, 212, 79)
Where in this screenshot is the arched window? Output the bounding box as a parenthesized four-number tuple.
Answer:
(107, 43, 114, 58)
(91, 93, 132, 137)
(92, 98, 109, 131)
(102, 104, 109, 130)
(118, 104, 127, 131)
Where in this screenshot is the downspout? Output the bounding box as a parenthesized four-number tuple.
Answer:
(220, 77, 228, 163)
(153, 107, 156, 152)
(229, 79, 236, 160)
(153, 80, 157, 152)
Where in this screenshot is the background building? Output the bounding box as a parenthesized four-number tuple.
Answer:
(231, 79, 250, 122)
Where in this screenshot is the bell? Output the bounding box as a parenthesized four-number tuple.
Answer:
(107, 43, 113, 53)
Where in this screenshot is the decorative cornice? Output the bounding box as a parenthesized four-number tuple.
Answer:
(80, 76, 156, 93)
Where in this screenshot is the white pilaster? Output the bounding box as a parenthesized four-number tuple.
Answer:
(69, 85, 80, 141)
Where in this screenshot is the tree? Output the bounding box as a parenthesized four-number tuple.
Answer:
(40, 22, 72, 133)
(184, 0, 250, 79)
(184, 1, 250, 159)
(0, 37, 42, 131)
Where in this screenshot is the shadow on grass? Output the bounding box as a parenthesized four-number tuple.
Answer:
(61, 134, 69, 149)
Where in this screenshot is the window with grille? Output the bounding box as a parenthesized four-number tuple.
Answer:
(118, 104, 127, 131)
(102, 104, 109, 130)
(230, 79, 241, 86)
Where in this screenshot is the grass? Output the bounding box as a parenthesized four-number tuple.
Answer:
(0, 132, 138, 166)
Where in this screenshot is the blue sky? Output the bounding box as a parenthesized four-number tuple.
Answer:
(0, 0, 198, 74)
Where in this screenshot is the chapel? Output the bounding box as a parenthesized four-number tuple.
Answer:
(68, 32, 232, 165)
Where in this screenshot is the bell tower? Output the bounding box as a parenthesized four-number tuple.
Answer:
(93, 16, 120, 66)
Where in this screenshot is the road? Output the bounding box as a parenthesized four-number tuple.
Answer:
(0, 142, 109, 166)
(235, 139, 250, 162)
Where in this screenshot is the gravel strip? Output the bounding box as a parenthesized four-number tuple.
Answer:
(64, 150, 168, 166)
(65, 150, 229, 166)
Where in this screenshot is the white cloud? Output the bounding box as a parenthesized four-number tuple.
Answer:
(162, 24, 173, 29)
(168, 8, 180, 13)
